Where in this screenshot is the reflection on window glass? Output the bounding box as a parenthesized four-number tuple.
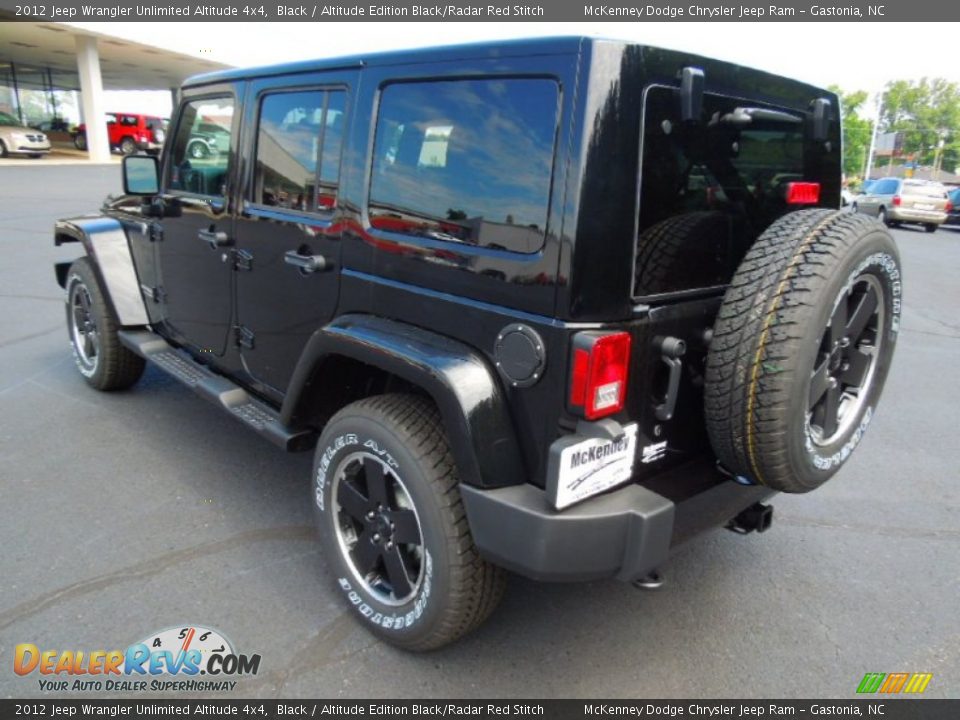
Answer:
(369, 78, 559, 253)
(254, 91, 324, 211)
(634, 87, 808, 297)
(318, 92, 345, 210)
(252, 90, 346, 213)
(167, 98, 233, 197)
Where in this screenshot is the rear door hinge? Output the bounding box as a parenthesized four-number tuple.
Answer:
(234, 249, 253, 271)
(235, 325, 255, 350)
(141, 284, 167, 303)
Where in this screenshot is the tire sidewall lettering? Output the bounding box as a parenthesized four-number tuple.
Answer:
(314, 420, 439, 636)
(335, 551, 434, 632)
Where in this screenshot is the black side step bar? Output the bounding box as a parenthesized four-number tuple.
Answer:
(118, 329, 317, 452)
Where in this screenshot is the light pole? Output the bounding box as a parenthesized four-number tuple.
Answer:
(863, 92, 883, 182)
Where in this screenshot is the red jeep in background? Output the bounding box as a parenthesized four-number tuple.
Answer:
(73, 113, 167, 155)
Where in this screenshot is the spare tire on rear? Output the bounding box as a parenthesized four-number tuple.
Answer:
(705, 209, 901, 492)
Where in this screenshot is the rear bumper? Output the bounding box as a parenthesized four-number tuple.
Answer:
(460, 458, 775, 583)
(889, 207, 947, 224)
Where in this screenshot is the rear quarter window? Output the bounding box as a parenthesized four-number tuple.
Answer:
(368, 78, 560, 254)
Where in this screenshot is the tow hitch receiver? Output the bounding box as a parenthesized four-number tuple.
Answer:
(727, 503, 774, 534)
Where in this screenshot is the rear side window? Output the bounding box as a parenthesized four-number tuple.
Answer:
(368, 78, 559, 254)
(873, 179, 899, 195)
(903, 182, 947, 199)
(250, 89, 346, 213)
(635, 86, 812, 298)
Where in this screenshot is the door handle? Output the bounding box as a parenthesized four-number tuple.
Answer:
(284, 250, 328, 273)
(198, 228, 230, 249)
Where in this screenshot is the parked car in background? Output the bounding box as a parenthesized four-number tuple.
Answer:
(30, 118, 71, 133)
(946, 188, 960, 229)
(0, 111, 51, 158)
(853, 177, 950, 232)
(73, 113, 168, 155)
(186, 121, 230, 159)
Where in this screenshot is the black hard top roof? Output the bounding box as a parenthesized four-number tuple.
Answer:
(182, 36, 588, 88)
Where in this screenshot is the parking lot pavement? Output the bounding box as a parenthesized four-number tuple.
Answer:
(1, 165, 957, 699)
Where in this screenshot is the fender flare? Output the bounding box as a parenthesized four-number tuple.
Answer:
(55, 217, 149, 326)
(282, 314, 526, 489)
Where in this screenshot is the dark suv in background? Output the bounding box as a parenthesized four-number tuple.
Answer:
(53, 37, 901, 650)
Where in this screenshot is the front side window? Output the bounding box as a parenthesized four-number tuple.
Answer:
(369, 78, 559, 253)
(167, 97, 234, 197)
(251, 89, 346, 213)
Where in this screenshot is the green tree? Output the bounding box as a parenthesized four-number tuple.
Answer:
(880, 78, 960, 171)
(831, 85, 872, 179)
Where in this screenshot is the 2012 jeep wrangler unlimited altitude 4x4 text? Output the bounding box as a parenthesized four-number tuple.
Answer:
(54, 38, 901, 650)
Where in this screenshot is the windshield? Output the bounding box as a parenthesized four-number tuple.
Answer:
(0, 111, 22, 126)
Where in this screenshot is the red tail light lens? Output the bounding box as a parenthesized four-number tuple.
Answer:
(892, 195, 902, 207)
(947, 201, 954, 213)
(786, 182, 821, 205)
(569, 331, 632, 420)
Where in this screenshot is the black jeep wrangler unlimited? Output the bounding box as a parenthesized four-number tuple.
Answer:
(54, 38, 901, 650)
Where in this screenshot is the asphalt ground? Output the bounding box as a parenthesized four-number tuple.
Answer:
(1, 165, 957, 699)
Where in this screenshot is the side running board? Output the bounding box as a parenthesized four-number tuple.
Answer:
(117, 329, 317, 452)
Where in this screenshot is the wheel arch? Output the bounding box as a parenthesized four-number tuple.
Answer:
(54, 218, 149, 327)
(283, 314, 526, 489)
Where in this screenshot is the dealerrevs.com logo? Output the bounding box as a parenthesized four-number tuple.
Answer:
(14, 625, 261, 693)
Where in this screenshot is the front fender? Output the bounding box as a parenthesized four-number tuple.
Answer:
(283, 314, 525, 489)
(55, 216, 148, 326)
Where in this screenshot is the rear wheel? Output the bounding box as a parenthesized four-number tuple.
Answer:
(877, 207, 889, 226)
(0, 139, 8, 158)
(313, 394, 505, 650)
(705, 210, 901, 492)
(74, 133, 87, 151)
(65, 258, 145, 391)
(924, 224, 938, 233)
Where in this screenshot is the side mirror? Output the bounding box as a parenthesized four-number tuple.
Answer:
(123, 154, 159, 195)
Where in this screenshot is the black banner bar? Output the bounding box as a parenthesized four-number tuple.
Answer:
(1, 0, 959, 22)
(1, 700, 958, 720)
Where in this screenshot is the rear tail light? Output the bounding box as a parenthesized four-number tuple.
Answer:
(945, 200, 953, 213)
(569, 331, 632, 420)
(786, 182, 821, 205)
(892, 195, 902, 207)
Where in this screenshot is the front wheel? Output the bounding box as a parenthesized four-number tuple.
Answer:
(65, 258, 145, 391)
(313, 394, 505, 651)
(74, 133, 87, 151)
(119, 137, 137, 155)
